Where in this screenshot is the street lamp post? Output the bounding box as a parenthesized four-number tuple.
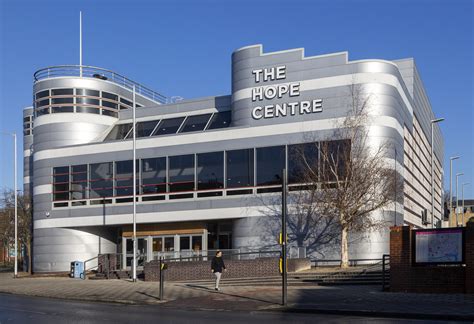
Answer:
(462, 183, 470, 226)
(430, 118, 444, 228)
(449, 156, 460, 226)
(455, 173, 464, 226)
(1, 131, 18, 278)
(132, 85, 137, 282)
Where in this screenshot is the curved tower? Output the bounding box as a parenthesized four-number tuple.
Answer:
(31, 65, 166, 272)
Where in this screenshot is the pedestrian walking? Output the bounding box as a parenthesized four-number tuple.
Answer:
(211, 250, 226, 291)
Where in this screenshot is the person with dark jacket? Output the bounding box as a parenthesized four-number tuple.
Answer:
(211, 250, 226, 291)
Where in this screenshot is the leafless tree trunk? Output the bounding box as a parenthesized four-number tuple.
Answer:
(317, 82, 404, 268)
(0, 190, 33, 273)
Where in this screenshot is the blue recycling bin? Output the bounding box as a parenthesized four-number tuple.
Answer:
(70, 261, 84, 279)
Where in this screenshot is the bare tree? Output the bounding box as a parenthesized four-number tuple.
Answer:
(315, 83, 404, 268)
(0, 190, 33, 274)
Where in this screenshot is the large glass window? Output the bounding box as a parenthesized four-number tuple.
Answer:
(90, 162, 113, 198)
(120, 97, 133, 106)
(51, 88, 73, 96)
(71, 165, 88, 200)
(207, 111, 231, 130)
(256, 146, 285, 186)
(180, 114, 212, 133)
(76, 106, 100, 114)
(105, 124, 132, 140)
(53, 166, 69, 201)
(197, 152, 224, 190)
(102, 100, 118, 109)
(102, 92, 118, 101)
(141, 157, 167, 194)
(76, 89, 100, 97)
(226, 149, 254, 188)
(115, 160, 137, 197)
(136, 120, 159, 137)
(168, 154, 194, 192)
(36, 99, 49, 107)
(153, 117, 185, 136)
(52, 106, 74, 113)
(288, 143, 319, 184)
(51, 97, 73, 104)
(35, 90, 49, 99)
(76, 97, 100, 106)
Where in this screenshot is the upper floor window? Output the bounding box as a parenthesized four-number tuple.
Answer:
(207, 111, 231, 130)
(180, 114, 212, 133)
(256, 146, 285, 186)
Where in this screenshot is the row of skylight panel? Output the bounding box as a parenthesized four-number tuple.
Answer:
(105, 111, 231, 141)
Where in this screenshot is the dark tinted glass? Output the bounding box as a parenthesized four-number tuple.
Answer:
(71, 165, 88, 200)
(36, 108, 50, 116)
(120, 97, 133, 106)
(102, 109, 118, 117)
(197, 152, 224, 190)
(102, 100, 118, 109)
(207, 111, 231, 130)
(52, 97, 73, 104)
(169, 155, 194, 192)
(115, 160, 138, 196)
(51, 88, 73, 96)
(136, 120, 159, 137)
(102, 92, 118, 101)
(76, 89, 100, 97)
(76, 106, 100, 114)
(105, 124, 132, 140)
(36, 99, 49, 107)
(52, 106, 74, 113)
(141, 157, 167, 194)
(35, 90, 49, 99)
(153, 117, 185, 136)
(76, 97, 100, 105)
(180, 114, 212, 133)
(256, 146, 285, 186)
(90, 162, 113, 198)
(226, 149, 254, 188)
(53, 166, 69, 201)
(288, 143, 319, 184)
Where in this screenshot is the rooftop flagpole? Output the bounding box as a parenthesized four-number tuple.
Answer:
(79, 11, 83, 77)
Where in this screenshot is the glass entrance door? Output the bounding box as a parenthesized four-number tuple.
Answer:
(125, 237, 148, 268)
(152, 236, 175, 259)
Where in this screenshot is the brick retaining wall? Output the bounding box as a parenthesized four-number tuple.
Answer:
(390, 223, 473, 294)
(144, 257, 311, 282)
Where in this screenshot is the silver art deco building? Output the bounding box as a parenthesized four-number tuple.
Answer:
(24, 45, 444, 272)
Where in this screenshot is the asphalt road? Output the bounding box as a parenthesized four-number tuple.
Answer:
(0, 293, 463, 324)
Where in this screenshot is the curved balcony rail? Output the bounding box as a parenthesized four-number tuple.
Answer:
(34, 65, 167, 104)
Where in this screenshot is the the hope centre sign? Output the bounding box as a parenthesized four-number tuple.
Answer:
(250, 65, 323, 120)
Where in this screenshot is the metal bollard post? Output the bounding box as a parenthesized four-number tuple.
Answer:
(159, 257, 164, 300)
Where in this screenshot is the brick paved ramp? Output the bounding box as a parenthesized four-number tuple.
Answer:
(1, 272, 474, 320)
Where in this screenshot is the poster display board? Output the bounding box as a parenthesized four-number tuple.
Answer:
(413, 228, 464, 265)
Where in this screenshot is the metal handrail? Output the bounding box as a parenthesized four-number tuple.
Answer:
(33, 65, 167, 104)
(310, 257, 384, 267)
(158, 250, 281, 263)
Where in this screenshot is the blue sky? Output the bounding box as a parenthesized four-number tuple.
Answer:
(0, 0, 472, 198)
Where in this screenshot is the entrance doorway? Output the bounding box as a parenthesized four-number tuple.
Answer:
(125, 237, 147, 268)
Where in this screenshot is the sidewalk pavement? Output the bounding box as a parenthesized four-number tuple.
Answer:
(1, 272, 473, 321)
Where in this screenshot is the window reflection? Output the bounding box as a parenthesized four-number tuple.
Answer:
(197, 152, 224, 190)
(256, 146, 285, 186)
(168, 154, 194, 192)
